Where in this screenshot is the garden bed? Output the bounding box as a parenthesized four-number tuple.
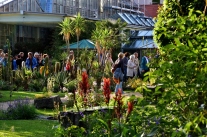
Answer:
(58, 106, 114, 128)
(34, 95, 62, 109)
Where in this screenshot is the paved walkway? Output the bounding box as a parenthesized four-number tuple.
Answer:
(0, 92, 142, 111)
(0, 99, 34, 111)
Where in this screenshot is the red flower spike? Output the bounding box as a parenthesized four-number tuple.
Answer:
(79, 72, 90, 106)
(103, 78, 111, 104)
(114, 88, 123, 119)
(127, 101, 134, 115)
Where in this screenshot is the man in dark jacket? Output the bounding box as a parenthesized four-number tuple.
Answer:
(140, 54, 150, 80)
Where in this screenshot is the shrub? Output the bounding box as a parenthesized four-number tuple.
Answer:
(0, 80, 10, 90)
(34, 91, 53, 99)
(6, 98, 37, 120)
(28, 79, 46, 92)
(17, 86, 24, 91)
(0, 110, 7, 120)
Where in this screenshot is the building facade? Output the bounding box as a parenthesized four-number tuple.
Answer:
(0, 0, 161, 51)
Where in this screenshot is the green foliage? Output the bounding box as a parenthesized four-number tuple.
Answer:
(14, 68, 32, 91)
(55, 124, 86, 137)
(49, 27, 65, 59)
(150, 0, 207, 136)
(78, 49, 95, 71)
(4, 98, 37, 120)
(34, 91, 53, 99)
(64, 79, 77, 92)
(0, 80, 10, 90)
(91, 19, 128, 50)
(54, 71, 69, 91)
(27, 70, 48, 92)
(0, 120, 58, 137)
(0, 91, 64, 102)
(54, 62, 61, 73)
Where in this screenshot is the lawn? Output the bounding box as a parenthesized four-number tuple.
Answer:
(0, 120, 59, 137)
(0, 91, 65, 102)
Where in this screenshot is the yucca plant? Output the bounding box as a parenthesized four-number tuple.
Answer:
(54, 71, 69, 92)
(58, 17, 74, 54)
(73, 12, 85, 58)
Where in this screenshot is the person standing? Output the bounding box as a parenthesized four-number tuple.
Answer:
(0, 52, 5, 66)
(25, 52, 37, 71)
(113, 52, 124, 94)
(16, 54, 22, 69)
(34, 52, 40, 69)
(2, 53, 8, 67)
(12, 55, 18, 70)
(122, 52, 130, 82)
(104, 53, 114, 75)
(19, 52, 25, 68)
(133, 52, 140, 78)
(140, 53, 150, 80)
(127, 55, 136, 79)
(105, 53, 114, 66)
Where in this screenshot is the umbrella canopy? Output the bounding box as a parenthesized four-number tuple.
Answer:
(61, 39, 95, 50)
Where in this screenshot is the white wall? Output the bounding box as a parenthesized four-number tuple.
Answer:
(133, 0, 163, 5)
(134, 0, 152, 5)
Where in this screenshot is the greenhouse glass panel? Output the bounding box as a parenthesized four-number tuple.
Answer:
(123, 13, 138, 25)
(118, 13, 132, 24)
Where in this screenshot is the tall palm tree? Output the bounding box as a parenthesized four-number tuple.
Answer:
(58, 17, 74, 54)
(73, 12, 85, 58)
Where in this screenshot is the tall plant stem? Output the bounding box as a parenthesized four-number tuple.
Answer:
(73, 90, 80, 113)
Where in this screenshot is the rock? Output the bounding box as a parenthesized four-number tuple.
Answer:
(58, 107, 114, 128)
(34, 95, 62, 109)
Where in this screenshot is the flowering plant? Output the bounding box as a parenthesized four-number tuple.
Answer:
(103, 78, 111, 105)
(113, 89, 123, 119)
(79, 72, 90, 107)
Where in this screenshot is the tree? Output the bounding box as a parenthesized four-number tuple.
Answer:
(91, 19, 127, 66)
(149, 0, 207, 136)
(58, 17, 74, 54)
(73, 12, 85, 58)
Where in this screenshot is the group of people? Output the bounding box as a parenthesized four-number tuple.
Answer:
(109, 51, 150, 93)
(0, 49, 48, 71)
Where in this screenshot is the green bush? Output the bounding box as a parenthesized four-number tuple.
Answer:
(0, 80, 10, 90)
(6, 98, 37, 120)
(28, 79, 46, 92)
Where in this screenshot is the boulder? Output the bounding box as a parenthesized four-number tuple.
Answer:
(58, 107, 114, 128)
(34, 95, 62, 109)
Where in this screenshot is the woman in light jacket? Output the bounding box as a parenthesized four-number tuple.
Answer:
(127, 55, 136, 79)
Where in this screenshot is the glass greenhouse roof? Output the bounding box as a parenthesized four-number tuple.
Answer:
(137, 30, 153, 37)
(123, 38, 157, 49)
(117, 13, 155, 27)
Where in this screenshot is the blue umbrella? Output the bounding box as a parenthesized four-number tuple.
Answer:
(61, 39, 95, 50)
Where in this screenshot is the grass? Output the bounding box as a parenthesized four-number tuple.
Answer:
(36, 106, 65, 116)
(36, 108, 55, 116)
(0, 120, 59, 137)
(0, 91, 65, 102)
